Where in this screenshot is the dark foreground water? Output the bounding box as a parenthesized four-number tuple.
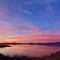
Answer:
(0, 45, 60, 57)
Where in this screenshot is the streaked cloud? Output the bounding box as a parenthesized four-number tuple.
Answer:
(0, 0, 60, 43)
(1, 31, 60, 43)
(19, 9, 32, 15)
(0, 15, 39, 36)
(24, 0, 58, 4)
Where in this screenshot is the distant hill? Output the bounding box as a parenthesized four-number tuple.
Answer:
(35, 42, 60, 46)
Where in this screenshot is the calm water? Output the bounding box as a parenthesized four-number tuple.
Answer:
(0, 45, 60, 57)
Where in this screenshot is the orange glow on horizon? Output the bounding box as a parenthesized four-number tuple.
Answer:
(0, 32, 60, 43)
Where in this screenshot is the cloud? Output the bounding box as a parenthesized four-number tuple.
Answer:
(13, 32, 60, 43)
(0, 16, 60, 42)
(0, 7, 9, 16)
(0, 12, 59, 43)
(24, 0, 58, 5)
(19, 9, 32, 15)
(2, 31, 60, 43)
(23, 0, 58, 17)
(0, 25, 16, 35)
(13, 17, 40, 34)
(0, 8, 60, 43)
(0, 16, 39, 36)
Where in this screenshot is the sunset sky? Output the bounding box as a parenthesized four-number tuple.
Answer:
(0, 0, 60, 43)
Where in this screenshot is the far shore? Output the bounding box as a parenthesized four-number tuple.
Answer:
(0, 42, 60, 46)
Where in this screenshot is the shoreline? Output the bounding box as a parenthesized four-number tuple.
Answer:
(0, 51, 59, 60)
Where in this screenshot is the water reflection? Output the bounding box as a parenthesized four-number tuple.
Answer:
(0, 45, 60, 57)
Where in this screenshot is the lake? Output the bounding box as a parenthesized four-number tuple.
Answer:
(0, 45, 60, 57)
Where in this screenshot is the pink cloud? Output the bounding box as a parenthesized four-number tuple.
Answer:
(0, 16, 40, 37)
(0, 8, 9, 16)
(13, 32, 60, 43)
(0, 31, 60, 43)
(0, 11, 60, 43)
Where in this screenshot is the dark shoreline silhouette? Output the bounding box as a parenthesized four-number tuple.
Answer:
(0, 42, 60, 46)
(0, 44, 11, 48)
(0, 51, 60, 60)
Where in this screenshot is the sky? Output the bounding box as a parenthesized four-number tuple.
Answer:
(0, 0, 60, 43)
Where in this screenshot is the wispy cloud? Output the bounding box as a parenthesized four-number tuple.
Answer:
(0, 16, 39, 36)
(19, 9, 32, 15)
(24, 0, 58, 4)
